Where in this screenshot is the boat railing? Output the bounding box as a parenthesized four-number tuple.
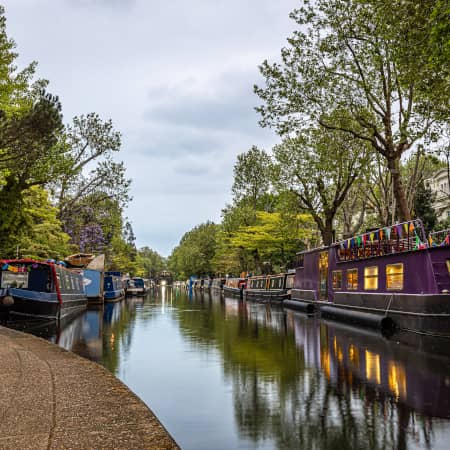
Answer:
(428, 228, 450, 246)
(335, 219, 428, 262)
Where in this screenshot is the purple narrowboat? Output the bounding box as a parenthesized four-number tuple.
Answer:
(287, 219, 450, 336)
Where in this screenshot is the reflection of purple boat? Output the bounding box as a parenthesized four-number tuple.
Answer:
(287, 219, 450, 335)
(288, 312, 450, 419)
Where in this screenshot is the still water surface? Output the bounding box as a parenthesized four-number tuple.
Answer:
(4, 287, 450, 449)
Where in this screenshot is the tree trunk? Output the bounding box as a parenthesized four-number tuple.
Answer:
(388, 157, 411, 221)
(321, 217, 335, 246)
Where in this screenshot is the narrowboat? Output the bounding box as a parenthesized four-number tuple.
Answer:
(0, 259, 87, 320)
(245, 272, 295, 302)
(126, 277, 146, 296)
(202, 278, 212, 290)
(104, 271, 125, 302)
(287, 219, 450, 336)
(211, 277, 226, 291)
(223, 277, 247, 299)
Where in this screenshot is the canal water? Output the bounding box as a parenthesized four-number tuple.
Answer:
(3, 287, 450, 449)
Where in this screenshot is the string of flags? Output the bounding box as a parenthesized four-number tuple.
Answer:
(1, 264, 29, 273)
(339, 221, 424, 250)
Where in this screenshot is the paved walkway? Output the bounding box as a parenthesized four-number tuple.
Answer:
(0, 326, 179, 449)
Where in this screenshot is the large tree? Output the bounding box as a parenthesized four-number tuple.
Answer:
(272, 124, 370, 245)
(255, 0, 449, 222)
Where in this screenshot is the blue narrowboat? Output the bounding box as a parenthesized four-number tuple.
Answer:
(0, 259, 87, 320)
(104, 271, 124, 302)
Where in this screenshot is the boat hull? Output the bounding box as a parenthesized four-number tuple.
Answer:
(223, 286, 243, 299)
(126, 288, 146, 297)
(289, 288, 450, 336)
(245, 289, 290, 302)
(8, 289, 87, 321)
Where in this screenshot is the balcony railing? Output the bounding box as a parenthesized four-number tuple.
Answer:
(335, 219, 428, 262)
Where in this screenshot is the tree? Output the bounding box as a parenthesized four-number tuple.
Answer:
(17, 187, 74, 260)
(232, 146, 272, 211)
(136, 247, 166, 279)
(272, 125, 370, 245)
(0, 91, 68, 255)
(255, 0, 449, 222)
(55, 113, 131, 226)
(413, 180, 437, 234)
(168, 222, 219, 278)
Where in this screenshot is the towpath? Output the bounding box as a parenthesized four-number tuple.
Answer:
(0, 325, 179, 449)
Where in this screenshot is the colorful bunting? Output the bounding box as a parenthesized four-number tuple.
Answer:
(409, 222, 415, 233)
(370, 232, 374, 242)
(403, 223, 408, 234)
(385, 227, 391, 239)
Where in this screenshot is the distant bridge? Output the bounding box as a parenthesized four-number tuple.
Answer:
(156, 270, 173, 286)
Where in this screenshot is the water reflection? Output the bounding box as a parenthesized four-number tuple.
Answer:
(2, 289, 450, 449)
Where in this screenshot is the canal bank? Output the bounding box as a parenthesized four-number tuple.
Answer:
(0, 325, 178, 449)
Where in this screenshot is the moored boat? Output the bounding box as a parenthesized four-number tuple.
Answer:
(71, 254, 105, 305)
(126, 277, 146, 296)
(287, 219, 450, 336)
(223, 277, 246, 299)
(104, 271, 125, 302)
(211, 277, 226, 291)
(245, 272, 295, 302)
(0, 259, 87, 320)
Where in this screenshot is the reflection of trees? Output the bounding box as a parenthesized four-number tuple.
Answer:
(174, 292, 443, 449)
(101, 296, 155, 374)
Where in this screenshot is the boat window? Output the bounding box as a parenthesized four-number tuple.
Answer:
(386, 263, 403, 290)
(346, 269, 358, 290)
(286, 275, 295, 289)
(296, 254, 304, 268)
(364, 266, 378, 290)
(269, 277, 283, 289)
(332, 270, 342, 289)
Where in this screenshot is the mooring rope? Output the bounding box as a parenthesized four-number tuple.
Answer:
(384, 294, 394, 317)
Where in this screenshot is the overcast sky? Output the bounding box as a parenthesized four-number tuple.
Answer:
(4, 0, 297, 256)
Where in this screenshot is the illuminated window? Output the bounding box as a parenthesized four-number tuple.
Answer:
(364, 266, 378, 290)
(332, 270, 342, 289)
(386, 263, 404, 290)
(346, 269, 358, 290)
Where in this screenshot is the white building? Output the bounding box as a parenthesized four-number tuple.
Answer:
(425, 168, 450, 221)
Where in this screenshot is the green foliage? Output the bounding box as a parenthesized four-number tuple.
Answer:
(168, 221, 219, 279)
(413, 181, 437, 234)
(232, 146, 273, 209)
(255, 0, 449, 221)
(18, 187, 74, 259)
(135, 247, 166, 278)
(273, 124, 371, 245)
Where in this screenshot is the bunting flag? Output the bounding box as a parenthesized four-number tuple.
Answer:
(396, 224, 403, 237)
(350, 238, 355, 248)
(343, 240, 348, 249)
(409, 222, 415, 233)
(403, 223, 408, 234)
(428, 235, 433, 246)
(385, 227, 391, 239)
(356, 236, 362, 247)
(370, 232, 374, 242)
(379, 229, 384, 240)
(340, 242, 344, 250)
(414, 235, 420, 249)
(362, 234, 367, 245)
(347, 239, 351, 249)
